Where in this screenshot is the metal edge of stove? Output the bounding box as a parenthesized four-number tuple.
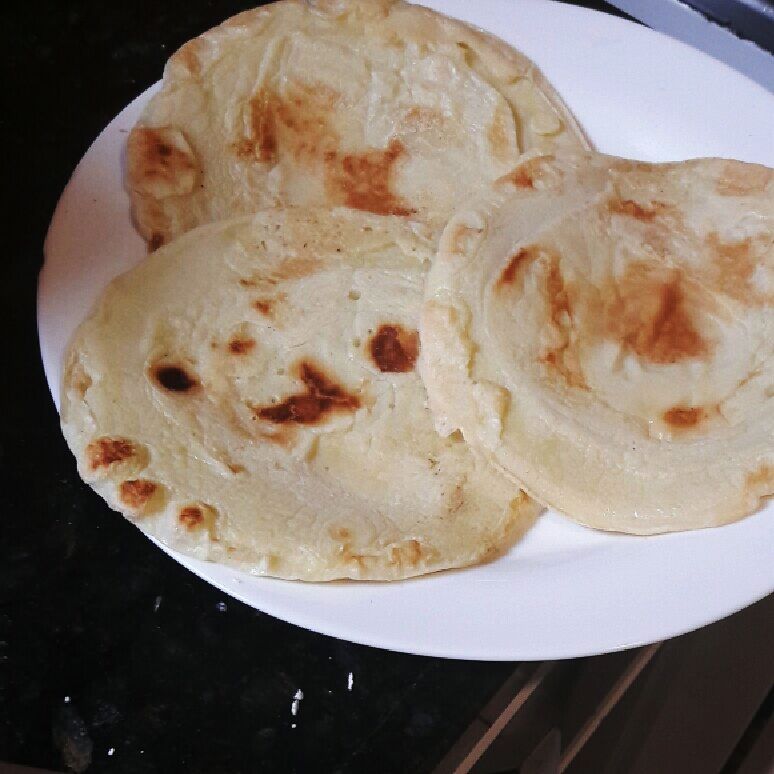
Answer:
(684, 0, 774, 51)
(604, 0, 774, 92)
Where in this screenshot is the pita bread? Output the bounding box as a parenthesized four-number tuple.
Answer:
(126, 0, 588, 248)
(421, 153, 774, 533)
(61, 208, 539, 580)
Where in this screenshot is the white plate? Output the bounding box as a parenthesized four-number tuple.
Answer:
(39, 0, 774, 660)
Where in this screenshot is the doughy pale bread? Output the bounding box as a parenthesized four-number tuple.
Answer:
(127, 0, 588, 248)
(61, 208, 539, 580)
(421, 153, 774, 534)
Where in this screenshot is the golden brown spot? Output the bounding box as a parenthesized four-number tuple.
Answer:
(449, 483, 465, 515)
(540, 350, 584, 390)
(368, 324, 419, 373)
(254, 360, 360, 425)
(604, 264, 709, 365)
(230, 85, 339, 164)
(134, 197, 170, 248)
(402, 106, 444, 131)
(706, 232, 767, 303)
(87, 438, 137, 471)
(546, 262, 570, 325)
(541, 258, 588, 390)
(663, 406, 706, 429)
(179, 505, 204, 529)
(716, 162, 772, 196)
(274, 258, 319, 281)
(495, 246, 587, 387)
(506, 167, 534, 189)
(252, 292, 287, 318)
(230, 86, 415, 217)
(330, 527, 352, 541)
(172, 39, 203, 77)
(228, 336, 256, 355)
(119, 479, 158, 510)
(231, 139, 255, 158)
(341, 545, 366, 571)
(612, 160, 655, 174)
(608, 197, 670, 222)
(487, 105, 510, 161)
(253, 299, 273, 316)
(496, 246, 540, 290)
(239, 278, 257, 288)
(177, 503, 217, 537)
(250, 91, 277, 162)
(275, 85, 339, 161)
(233, 90, 279, 163)
(388, 539, 432, 568)
(326, 139, 414, 216)
(456, 40, 477, 67)
(708, 233, 753, 264)
(497, 155, 555, 189)
(226, 463, 246, 474)
(287, 78, 341, 111)
(511, 490, 533, 509)
(148, 232, 165, 252)
(68, 361, 92, 398)
(127, 126, 197, 198)
(258, 426, 298, 449)
(151, 364, 199, 393)
(746, 464, 774, 490)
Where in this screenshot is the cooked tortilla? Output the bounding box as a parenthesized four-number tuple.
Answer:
(421, 153, 774, 533)
(61, 208, 539, 579)
(127, 0, 588, 248)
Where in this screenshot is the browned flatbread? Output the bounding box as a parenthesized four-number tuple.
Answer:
(126, 0, 589, 247)
(421, 152, 774, 534)
(61, 208, 540, 580)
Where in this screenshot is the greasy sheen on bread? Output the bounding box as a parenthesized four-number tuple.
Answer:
(421, 153, 774, 534)
(126, 0, 588, 248)
(61, 208, 539, 580)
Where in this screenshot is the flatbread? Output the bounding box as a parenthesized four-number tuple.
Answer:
(61, 208, 539, 580)
(421, 152, 774, 533)
(126, 0, 588, 248)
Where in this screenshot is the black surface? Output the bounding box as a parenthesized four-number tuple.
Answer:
(1, 2, 731, 773)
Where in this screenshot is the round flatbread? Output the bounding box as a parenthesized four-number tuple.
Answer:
(61, 208, 539, 580)
(421, 153, 774, 534)
(127, 0, 588, 248)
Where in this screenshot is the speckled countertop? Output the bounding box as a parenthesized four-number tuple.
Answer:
(2, 2, 626, 772)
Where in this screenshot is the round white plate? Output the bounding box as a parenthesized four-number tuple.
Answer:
(39, 0, 774, 660)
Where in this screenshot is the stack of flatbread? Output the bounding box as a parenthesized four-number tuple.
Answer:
(60, 0, 774, 581)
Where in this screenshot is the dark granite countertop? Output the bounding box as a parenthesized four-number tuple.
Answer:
(0, 2, 643, 772)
